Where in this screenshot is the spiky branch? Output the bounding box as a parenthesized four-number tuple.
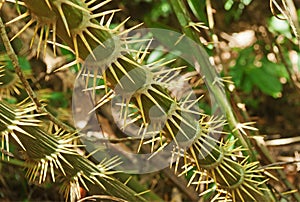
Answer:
(0, 100, 148, 202)
(1, 0, 280, 201)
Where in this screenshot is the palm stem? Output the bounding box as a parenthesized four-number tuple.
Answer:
(169, 0, 254, 159)
(0, 16, 75, 133)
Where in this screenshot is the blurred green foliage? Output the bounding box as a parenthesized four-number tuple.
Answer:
(187, 0, 208, 24)
(229, 47, 289, 98)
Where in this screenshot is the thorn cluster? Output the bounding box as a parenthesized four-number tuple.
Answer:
(3, 0, 274, 201)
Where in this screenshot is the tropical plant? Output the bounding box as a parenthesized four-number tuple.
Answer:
(0, 0, 299, 201)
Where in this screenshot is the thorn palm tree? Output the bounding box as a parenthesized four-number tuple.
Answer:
(0, 0, 292, 201)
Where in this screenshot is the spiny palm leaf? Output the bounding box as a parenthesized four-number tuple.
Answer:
(3, 0, 276, 201)
(0, 101, 147, 202)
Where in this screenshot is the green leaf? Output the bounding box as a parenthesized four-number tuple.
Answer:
(240, 75, 253, 93)
(41, 92, 69, 108)
(247, 67, 282, 98)
(147, 47, 165, 64)
(229, 47, 255, 88)
(187, 0, 208, 24)
(146, 0, 171, 21)
(224, 0, 234, 11)
(260, 57, 289, 79)
(3, 56, 31, 71)
(229, 47, 285, 97)
(18, 57, 31, 71)
(268, 16, 292, 38)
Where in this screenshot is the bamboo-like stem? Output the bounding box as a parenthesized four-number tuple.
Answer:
(0, 16, 75, 134)
(257, 141, 300, 201)
(169, 0, 255, 160)
(0, 101, 149, 202)
(170, 1, 300, 201)
(3, 0, 278, 201)
(0, 157, 28, 168)
(231, 78, 300, 201)
(0, 13, 161, 201)
(169, 0, 277, 201)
